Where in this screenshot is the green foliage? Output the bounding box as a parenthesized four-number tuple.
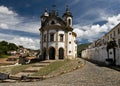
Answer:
(0, 66, 14, 73)
(0, 41, 8, 46)
(18, 45, 24, 48)
(0, 41, 18, 57)
(0, 54, 9, 58)
(8, 43, 18, 50)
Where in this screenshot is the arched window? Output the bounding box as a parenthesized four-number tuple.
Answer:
(51, 20, 55, 24)
(68, 19, 71, 25)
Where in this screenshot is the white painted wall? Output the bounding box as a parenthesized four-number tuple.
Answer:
(116, 48, 120, 65)
(81, 46, 120, 65)
(58, 42, 64, 49)
(48, 42, 56, 48)
(41, 29, 77, 59)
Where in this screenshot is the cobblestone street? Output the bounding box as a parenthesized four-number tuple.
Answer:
(1, 59, 120, 86)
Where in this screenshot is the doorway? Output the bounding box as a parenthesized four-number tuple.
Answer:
(43, 47, 46, 60)
(49, 47, 55, 60)
(59, 48, 64, 59)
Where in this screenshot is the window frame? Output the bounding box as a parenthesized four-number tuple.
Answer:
(59, 34, 64, 42)
(50, 33, 54, 42)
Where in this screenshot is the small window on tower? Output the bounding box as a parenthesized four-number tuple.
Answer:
(68, 19, 71, 25)
(51, 20, 55, 24)
(69, 51, 71, 53)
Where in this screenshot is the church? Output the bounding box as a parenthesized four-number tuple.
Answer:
(39, 6, 77, 60)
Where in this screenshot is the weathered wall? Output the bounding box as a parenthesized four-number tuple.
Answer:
(81, 46, 120, 65)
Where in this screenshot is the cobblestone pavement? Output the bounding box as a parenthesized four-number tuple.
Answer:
(1, 59, 120, 86)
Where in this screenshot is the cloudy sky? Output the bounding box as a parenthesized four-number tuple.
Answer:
(0, 0, 120, 49)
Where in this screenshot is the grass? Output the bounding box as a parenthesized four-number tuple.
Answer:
(33, 60, 70, 76)
(0, 64, 33, 75)
(0, 54, 10, 58)
(33, 59, 83, 76)
(0, 59, 84, 77)
(0, 66, 14, 74)
(10, 64, 33, 75)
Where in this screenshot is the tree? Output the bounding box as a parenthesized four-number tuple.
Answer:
(8, 43, 18, 50)
(0, 41, 8, 46)
(0, 41, 18, 56)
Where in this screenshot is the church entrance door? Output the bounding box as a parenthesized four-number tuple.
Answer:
(49, 47, 55, 60)
(43, 47, 46, 60)
(59, 48, 64, 59)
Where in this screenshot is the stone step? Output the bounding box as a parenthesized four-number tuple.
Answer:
(41, 60, 55, 63)
(22, 67, 41, 72)
(13, 60, 55, 78)
(40, 61, 51, 64)
(22, 70, 38, 72)
(32, 64, 48, 67)
(9, 75, 21, 80)
(1, 79, 17, 83)
(15, 72, 34, 77)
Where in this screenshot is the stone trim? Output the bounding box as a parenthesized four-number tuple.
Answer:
(72, 35, 74, 58)
(64, 31, 68, 59)
(55, 30, 58, 60)
(46, 30, 49, 60)
(41, 31, 44, 60)
(42, 25, 72, 31)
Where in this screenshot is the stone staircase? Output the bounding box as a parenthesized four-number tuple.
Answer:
(14, 60, 54, 77)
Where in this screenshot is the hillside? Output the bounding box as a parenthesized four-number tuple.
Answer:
(77, 43, 91, 57)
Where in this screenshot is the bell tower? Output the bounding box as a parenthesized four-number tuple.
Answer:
(62, 5, 73, 27)
(41, 8, 49, 26)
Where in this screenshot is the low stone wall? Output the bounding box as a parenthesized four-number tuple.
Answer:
(81, 46, 120, 65)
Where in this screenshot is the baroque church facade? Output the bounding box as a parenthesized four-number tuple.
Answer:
(39, 6, 77, 60)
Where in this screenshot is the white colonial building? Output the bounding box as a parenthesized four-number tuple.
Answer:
(39, 6, 77, 60)
(82, 23, 120, 65)
(88, 23, 120, 48)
